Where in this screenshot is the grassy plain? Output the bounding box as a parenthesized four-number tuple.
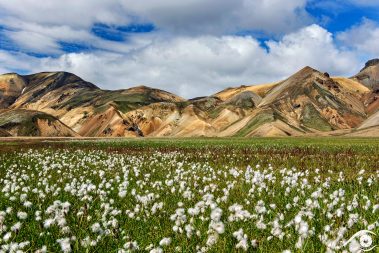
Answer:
(0, 137, 378, 252)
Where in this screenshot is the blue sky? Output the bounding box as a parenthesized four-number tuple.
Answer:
(307, 0, 379, 31)
(0, 0, 378, 97)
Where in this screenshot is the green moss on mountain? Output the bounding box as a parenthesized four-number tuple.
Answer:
(0, 109, 60, 136)
(234, 111, 275, 137)
(301, 104, 333, 131)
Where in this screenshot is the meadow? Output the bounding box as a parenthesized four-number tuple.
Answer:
(0, 137, 378, 252)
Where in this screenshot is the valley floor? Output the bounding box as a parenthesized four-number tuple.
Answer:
(0, 138, 378, 252)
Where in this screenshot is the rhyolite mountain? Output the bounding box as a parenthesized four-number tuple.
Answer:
(1, 59, 379, 137)
(353, 59, 379, 91)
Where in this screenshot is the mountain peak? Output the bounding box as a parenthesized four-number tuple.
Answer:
(24, 71, 99, 90)
(285, 66, 321, 82)
(360, 59, 379, 72)
(353, 59, 379, 90)
(132, 85, 155, 90)
(298, 66, 319, 74)
(1, 72, 22, 77)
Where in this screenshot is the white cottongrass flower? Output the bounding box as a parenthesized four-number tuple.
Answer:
(57, 238, 71, 253)
(17, 211, 28, 220)
(150, 247, 163, 253)
(118, 190, 127, 198)
(349, 238, 361, 253)
(35, 245, 48, 253)
(159, 237, 172, 247)
(91, 223, 102, 233)
(3, 232, 12, 242)
(233, 229, 249, 251)
(11, 222, 22, 232)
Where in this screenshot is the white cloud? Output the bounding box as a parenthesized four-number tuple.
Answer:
(0, 17, 156, 54)
(337, 19, 379, 56)
(0, 0, 311, 38)
(123, 0, 311, 35)
(6, 30, 61, 54)
(238, 0, 311, 34)
(266, 24, 358, 76)
(0, 50, 40, 73)
(0, 0, 129, 28)
(0, 25, 359, 98)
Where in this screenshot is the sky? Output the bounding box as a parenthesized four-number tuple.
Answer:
(0, 0, 378, 98)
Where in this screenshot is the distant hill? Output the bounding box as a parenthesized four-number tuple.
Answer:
(353, 58, 379, 91)
(1, 59, 379, 137)
(0, 109, 77, 137)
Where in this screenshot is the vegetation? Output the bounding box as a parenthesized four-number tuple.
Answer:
(301, 104, 333, 131)
(234, 112, 274, 137)
(0, 138, 378, 252)
(0, 110, 58, 136)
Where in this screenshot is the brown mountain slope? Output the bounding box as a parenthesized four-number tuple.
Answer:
(332, 77, 370, 94)
(0, 109, 78, 137)
(79, 106, 140, 137)
(120, 102, 216, 137)
(347, 125, 379, 137)
(364, 92, 379, 115)
(0, 128, 11, 137)
(213, 82, 277, 101)
(359, 110, 379, 130)
(74, 86, 185, 136)
(0, 73, 28, 108)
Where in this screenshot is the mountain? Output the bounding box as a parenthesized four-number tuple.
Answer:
(1, 72, 184, 137)
(1, 59, 379, 137)
(0, 73, 28, 108)
(0, 128, 11, 137)
(260, 67, 366, 130)
(353, 59, 379, 91)
(352, 59, 379, 117)
(0, 109, 77, 137)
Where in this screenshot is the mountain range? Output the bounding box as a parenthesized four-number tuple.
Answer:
(0, 59, 378, 137)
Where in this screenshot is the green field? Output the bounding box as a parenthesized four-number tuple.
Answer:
(0, 138, 378, 252)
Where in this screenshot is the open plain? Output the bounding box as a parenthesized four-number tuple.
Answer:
(0, 137, 378, 252)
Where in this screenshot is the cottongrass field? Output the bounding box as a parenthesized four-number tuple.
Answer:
(0, 138, 378, 252)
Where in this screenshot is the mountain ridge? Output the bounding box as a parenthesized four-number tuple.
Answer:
(1, 59, 379, 137)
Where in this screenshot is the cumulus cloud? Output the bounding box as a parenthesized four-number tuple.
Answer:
(0, 18, 156, 54)
(123, 0, 311, 35)
(0, 50, 40, 73)
(266, 24, 357, 76)
(0, 25, 359, 98)
(0, 0, 314, 58)
(0, 0, 129, 28)
(337, 19, 379, 56)
(0, 0, 311, 37)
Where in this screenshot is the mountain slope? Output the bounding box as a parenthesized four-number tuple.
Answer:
(0, 128, 11, 137)
(0, 109, 78, 137)
(353, 59, 379, 91)
(214, 83, 277, 101)
(0, 73, 28, 108)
